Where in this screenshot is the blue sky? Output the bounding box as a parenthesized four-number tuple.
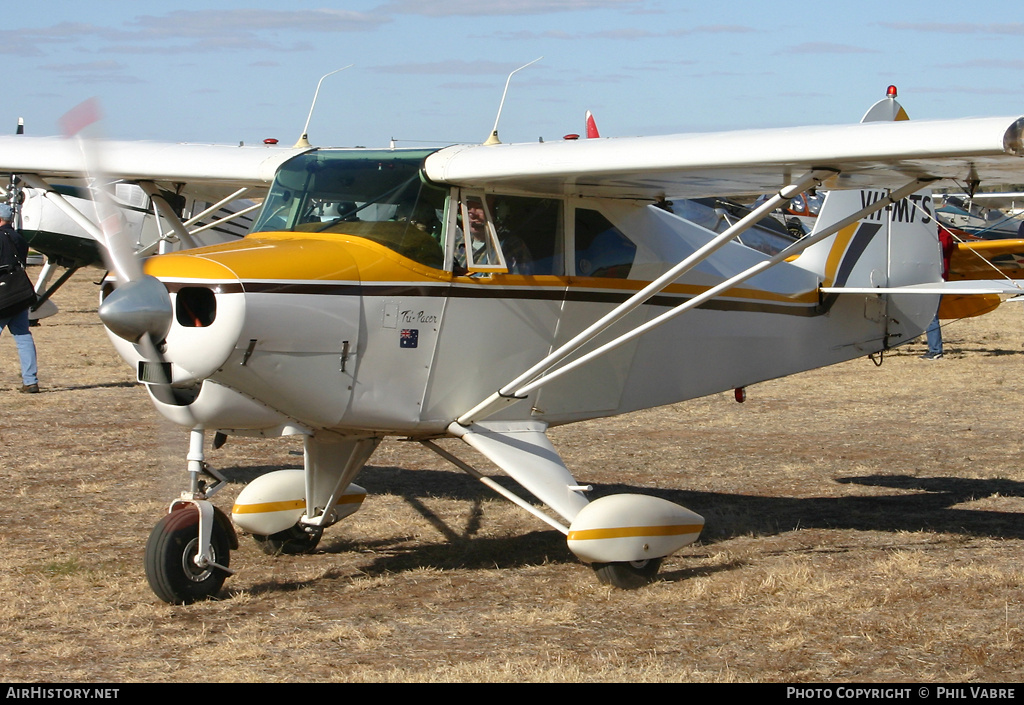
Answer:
(5, 1, 1024, 147)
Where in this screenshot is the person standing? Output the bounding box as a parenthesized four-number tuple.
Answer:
(922, 224, 956, 361)
(0, 203, 38, 392)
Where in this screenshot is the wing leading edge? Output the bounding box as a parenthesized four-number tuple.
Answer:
(0, 135, 312, 200)
(424, 116, 1024, 200)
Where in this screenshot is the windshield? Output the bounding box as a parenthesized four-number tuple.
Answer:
(251, 148, 446, 269)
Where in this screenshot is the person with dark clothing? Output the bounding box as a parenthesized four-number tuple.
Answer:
(0, 203, 39, 391)
(922, 225, 956, 361)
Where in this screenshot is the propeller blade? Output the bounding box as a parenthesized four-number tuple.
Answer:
(59, 98, 143, 285)
(60, 100, 192, 422)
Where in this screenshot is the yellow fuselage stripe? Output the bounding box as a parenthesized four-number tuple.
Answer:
(232, 493, 365, 515)
(148, 233, 821, 306)
(823, 223, 859, 287)
(567, 523, 703, 541)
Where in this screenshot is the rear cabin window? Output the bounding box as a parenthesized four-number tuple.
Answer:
(574, 209, 636, 278)
(251, 149, 446, 269)
(490, 195, 563, 276)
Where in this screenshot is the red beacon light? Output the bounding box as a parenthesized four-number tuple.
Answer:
(563, 134, 580, 141)
(886, 85, 898, 98)
(263, 138, 279, 145)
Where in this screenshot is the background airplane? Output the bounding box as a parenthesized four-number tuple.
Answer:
(933, 193, 1024, 239)
(4, 116, 310, 321)
(15, 182, 260, 320)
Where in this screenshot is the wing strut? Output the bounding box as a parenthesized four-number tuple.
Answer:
(457, 168, 831, 425)
(138, 181, 199, 250)
(458, 176, 935, 426)
(420, 439, 572, 534)
(186, 202, 261, 238)
(132, 188, 260, 257)
(180, 188, 258, 236)
(17, 173, 108, 246)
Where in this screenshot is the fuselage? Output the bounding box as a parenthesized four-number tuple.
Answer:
(103, 147, 940, 438)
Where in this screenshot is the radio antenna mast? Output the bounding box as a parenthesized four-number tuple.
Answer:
(484, 57, 542, 145)
(294, 66, 353, 148)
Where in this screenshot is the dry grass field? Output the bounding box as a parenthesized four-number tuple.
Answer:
(1, 266, 1023, 683)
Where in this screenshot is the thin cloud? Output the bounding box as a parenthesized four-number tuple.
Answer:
(497, 25, 755, 41)
(62, 74, 147, 86)
(126, 9, 389, 38)
(375, 0, 642, 16)
(782, 42, 880, 55)
(0, 37, 45, 56)
(16, 21, 124, 42)
(938, 58, 1024, 70)
(36, 59, 144, 86)
(370, 60, 527, 76)
(880, 22, 1024, 36)
(11, 10, 386, 58)
(40, 60, 129, 73)
(905, 84, 1024, 97)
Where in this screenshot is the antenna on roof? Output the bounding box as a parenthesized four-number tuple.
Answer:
(294, 66, 353, 149)
(484, 57, 542, 146)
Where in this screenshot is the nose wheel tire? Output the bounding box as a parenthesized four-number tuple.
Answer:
(145, 506, 231, 604)
(592, 558, 663, 589)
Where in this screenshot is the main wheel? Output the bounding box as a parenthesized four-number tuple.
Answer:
(145, 506, 231, 604)
(253, 524, 323, 556)
(592, 558, 663, 589)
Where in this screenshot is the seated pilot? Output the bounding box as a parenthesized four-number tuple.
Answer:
(454, 197, 532, 275)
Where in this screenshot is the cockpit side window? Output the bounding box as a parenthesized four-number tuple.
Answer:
(574, 209, 636, 278)
(451, 192, 507, 274)
(448, 191, 564, 276)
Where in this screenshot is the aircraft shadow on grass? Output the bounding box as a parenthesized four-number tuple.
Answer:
(225, 462, 1024, 592)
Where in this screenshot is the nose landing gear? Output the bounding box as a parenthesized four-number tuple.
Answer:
(144, 502, 237, 604)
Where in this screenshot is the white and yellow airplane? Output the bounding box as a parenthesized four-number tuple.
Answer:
(2, 90, 1024, 604)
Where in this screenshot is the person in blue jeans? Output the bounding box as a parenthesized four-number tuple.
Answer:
(921, 225, 956, 361)
(0, 203, 38, 392)
(922, 314, 943, 360)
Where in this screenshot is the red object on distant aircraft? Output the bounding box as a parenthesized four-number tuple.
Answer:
(887, 85, 898, 98)
(586, 110, 600, 139)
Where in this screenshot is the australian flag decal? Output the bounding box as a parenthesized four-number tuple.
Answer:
(400, 329, 419, 349)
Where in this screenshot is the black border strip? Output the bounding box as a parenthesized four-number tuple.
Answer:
(158, 279, 821, 318)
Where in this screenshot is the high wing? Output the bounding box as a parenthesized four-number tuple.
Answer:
(0, 135, 311, 202)
(424, 117, 1024, 200)
(0, 135, 313, 320)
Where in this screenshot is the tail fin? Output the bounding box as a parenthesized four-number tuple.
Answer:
(794, 189, 940, 291)
(860, 85, 909, 123)
(791, 85, 937, 324)
(791, 186, 941, 346)
(585, 111, 600, 138)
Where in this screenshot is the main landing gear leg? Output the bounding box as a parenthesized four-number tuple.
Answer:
(438, 422, 704, 589)
(144, 428, 238, 604)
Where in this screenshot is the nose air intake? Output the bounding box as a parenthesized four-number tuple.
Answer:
(99, 275, 173, 344)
